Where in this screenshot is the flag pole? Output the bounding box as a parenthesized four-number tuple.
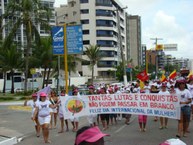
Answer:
(64, 24, 68, 94)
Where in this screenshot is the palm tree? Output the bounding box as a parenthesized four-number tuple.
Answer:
(31, 37, 57, 88)
(2, 0, 51, 92)
(84, 45, 103, 85)
(0, 43, 23, 93)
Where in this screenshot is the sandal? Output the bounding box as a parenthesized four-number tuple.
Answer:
(176, 134, 181, 138)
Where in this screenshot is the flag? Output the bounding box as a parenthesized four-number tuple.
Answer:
(156, 44, 164, 50)
(160, 74, 167, 82)
(137, 70, 149, 82)
(169, 70, 177, 79)
(139, 80, 144, 89)
(187, 71, 193, 78)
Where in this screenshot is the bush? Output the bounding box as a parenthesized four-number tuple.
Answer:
(0, 97, 15, 101)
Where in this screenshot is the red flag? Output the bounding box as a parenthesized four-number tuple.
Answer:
(137, 70, 149, 81)
(169, 70, 177, 79)
(160, 74, 167, 82)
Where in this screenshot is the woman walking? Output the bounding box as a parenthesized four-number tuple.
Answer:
(175, 78, 192, 138)
(24, 93, 40, 137)
(33, 92, 58, 143)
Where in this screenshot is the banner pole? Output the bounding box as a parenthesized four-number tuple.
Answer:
(64, 24, 68, 94)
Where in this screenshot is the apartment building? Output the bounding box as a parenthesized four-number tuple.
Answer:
(55, 0, 127, 81)
(125, 14, 142, 67)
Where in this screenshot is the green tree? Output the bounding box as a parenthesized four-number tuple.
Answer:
(0, 43, 23, 93)
(31, 37, 57, 88)
(85, 45, 103, 85)
(2, 0, 51, 92)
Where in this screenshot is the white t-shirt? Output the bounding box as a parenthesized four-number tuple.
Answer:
(158, 90, 170, 95)
(37, 100, 51, 117)
(144, 85, 151, 93)
(26, 100, 39, 116)
(176, 88, 192, 107)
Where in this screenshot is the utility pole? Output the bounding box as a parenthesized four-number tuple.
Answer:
(115, 6, 128, 86)
(150, 38, 163, 79)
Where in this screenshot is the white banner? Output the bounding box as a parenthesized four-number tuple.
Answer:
(60, 93, 181, 120)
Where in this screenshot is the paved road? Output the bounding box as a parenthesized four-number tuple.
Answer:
(0, 103, 193, 145)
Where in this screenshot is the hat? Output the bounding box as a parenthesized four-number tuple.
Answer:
(88, 85, 94, 89)
(40, 92, 47, 97)
(177, 77, 186, 84)
(32, 93, 37, 97)
(73, 89, 78, 93)
(75, 126, 109, 145)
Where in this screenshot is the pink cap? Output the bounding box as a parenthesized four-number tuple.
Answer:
(88, 85, 94, 89)
(73, 89, 78, 93)
(40, 92, 47, 97)
(32, 93, 37, 97)
(75, 126, 109, 145)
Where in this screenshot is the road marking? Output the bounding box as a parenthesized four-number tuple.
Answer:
(114, 116, 136, 134)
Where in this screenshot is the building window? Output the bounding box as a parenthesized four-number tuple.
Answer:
(96, 0, 112, 7)
(83, 30, 90, 34)
(96, 9, 112, 17)
(97, 40, 115, 47)
(82, 61, 90, 65)
(96, 20, 113, 27)
(80, 9, 89, 14)
(80, 0, 88, 3)
(96, 30, 113, 37)
(83, 40, 90, 45)
(98, 61, 115, 67)
(81, 19, 89, 24)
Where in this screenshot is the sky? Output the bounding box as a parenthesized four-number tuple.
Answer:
(54, 0, 193, 59)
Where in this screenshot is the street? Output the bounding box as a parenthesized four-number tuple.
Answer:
(0, 103, 193, 145)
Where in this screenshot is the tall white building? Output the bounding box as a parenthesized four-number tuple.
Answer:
(0, 0, 56, 41)
(55, 0, 127, 82)
(0, 0, 56, 81)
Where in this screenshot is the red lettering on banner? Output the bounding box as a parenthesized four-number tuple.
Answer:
(150, 102, 175, 110)
(114, 94, 132, 100)
(117, 101, 138, 107)
(139, 102, 148, 107)
(101, 95, 112, 101)
(88, 95, 101, 101)
(89, 102, 98, 107)
(99, 101, 116, 107)
(166, 95, 178, 102)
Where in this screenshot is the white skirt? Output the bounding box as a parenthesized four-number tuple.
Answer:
(38, 115, 51, 125)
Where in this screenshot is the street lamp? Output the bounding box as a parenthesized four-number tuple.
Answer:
(115, 6, 128, 86)
(150, 38, 163, 79)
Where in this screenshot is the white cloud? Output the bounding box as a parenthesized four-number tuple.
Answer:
(144, 11, 193, 59)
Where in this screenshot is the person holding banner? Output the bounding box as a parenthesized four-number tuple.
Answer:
(158, 82, 170, 129)
(58, 91, 69, 133)
(150, 83, 159, 121)
(175, 78, 192, 138)
(70, 88, 80, 132)
(33, 92, 59, 143)
(24, 93, 40, 137)
(49, 90, 58, 129)
(138, 90, 147, 132)
(100, 87, 110, 130)
(87, 85, 98, 127)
